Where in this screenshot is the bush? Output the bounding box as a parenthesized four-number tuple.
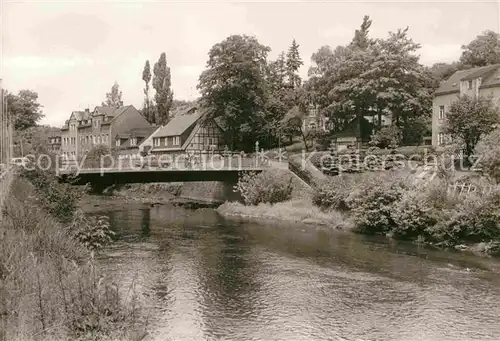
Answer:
(476, 128, 500, 183)
(369, 126, 402, 149)
(84, 144, 115, 168)
(313, 175, 358, 211)
(391, 187, 441, 240)
(0, 179, 144, 341)
(67, 210, 115, 251)
(348, 173, 409, 235)
(437, 188, 500, 244)
(235, 170, 293, 205)
(20, 166, 84, 222)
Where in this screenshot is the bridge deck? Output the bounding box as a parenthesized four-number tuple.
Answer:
(59, 166, 265, 175)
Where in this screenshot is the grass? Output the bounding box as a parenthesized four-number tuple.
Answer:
(0, 178, 147, 341)
(217, 199, 352, 229)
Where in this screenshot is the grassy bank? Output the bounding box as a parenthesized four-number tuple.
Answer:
(218, 199, 352, 228)
(217, 168, 500, 257)
(0, 176, 147, 341)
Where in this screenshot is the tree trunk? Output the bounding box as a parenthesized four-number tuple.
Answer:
(301, 129, 309, 152)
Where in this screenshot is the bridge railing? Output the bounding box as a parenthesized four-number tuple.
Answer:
(57, 152, 271, 173)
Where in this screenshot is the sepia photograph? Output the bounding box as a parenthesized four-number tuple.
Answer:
(1, 0, 500, 340)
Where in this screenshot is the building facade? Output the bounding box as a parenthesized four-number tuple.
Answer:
(302, 104, 330, 135)
(115, 126, 161, 159)
(151, 106, 225, 155)
(47, 135, 62, 155)
(432, 64, 500, 147)
(60, 105, 150, 160)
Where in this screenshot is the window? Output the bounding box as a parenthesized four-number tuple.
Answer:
(154, 138, 160, 147)
(439, 105, 445, 119)
(173, 136, 180, 146)
(468, 80, 473, 90)
(131, 138, 137, 146)
(438, 132, 446, 146)
(116, 139, 120, 147)
(86, 136, 89, 144)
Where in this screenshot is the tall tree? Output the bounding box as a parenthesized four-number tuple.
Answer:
(460, 30, 500, 68)
(153, 53, 174, 125)
(197, 35, 271, 151)
(445, 95, 500, 161)
(142, 60, 154, 123)
(286, 39, 303, 89)
(6, 90, 44, 131)
(429, 62, 461, 84)
(366, 27, 434, 142)
(268, 52, 287, 91)
(307, 16, 433, 144)
(102, 82, 123, 107)
(350, 15, 373, 49)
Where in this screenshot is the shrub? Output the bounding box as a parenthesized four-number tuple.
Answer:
(369, 126, 402, 149)
(348, 173, 409, 235)
(444, 188, 500, 243)
(312, 175, 357, 211)
(391, 188, 440, 240)
(67, 210, 115, 251)
(235, 170, 293, 205)
(0, 179, 144, 341)
(20, 166, 84, 222)
(476, 128, 500, 183)
(84, 144, 115, 169)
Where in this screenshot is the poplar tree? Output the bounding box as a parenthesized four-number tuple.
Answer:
(142, 60, 154, 123)
(153, 53, 174, 125)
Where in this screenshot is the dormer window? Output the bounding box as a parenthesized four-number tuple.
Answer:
(116, 139, 120, 147)
(173, 136, 180, 146)
(131, 138, 137, 146)
(468, 80, 473, 90)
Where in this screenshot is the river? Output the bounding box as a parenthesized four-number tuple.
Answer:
(91, 202, 500, 341)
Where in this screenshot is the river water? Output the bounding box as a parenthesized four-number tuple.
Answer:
(92, 202, 500, 341)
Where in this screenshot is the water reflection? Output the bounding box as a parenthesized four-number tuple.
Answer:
(95, 204, 500, 341)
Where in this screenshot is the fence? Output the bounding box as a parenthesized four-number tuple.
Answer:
(58, 151, 270, 172)
(448, 181, 496, 197)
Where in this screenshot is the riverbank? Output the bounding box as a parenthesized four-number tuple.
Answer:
(0, 175, 148, 341)
(217, 199, 353, 229)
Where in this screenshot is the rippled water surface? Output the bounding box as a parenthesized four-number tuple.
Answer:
(93, 203, 500, 341)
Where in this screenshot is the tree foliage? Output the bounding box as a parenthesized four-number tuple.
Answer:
(102, 82, 123, 108)
(286, 39, 303, 88)
(142, 60, 154, 124)
(306, 16, 433, 144)
(197, 35, 271, 151)
(476, 128, 500, 183)
(153, 52, 174, 125)
(460, 30, 500, 68)
(6, 89, 44, 130)
(445, 95, 500, 159)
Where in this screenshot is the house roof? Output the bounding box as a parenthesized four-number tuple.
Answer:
(154, 109, 202, 137)
(436, 64, 500, 95)
(94, 106, 119, 116)
(116, 126, 159, 149)
(70, 110, 91, 121)
(116, 126, 158, 140)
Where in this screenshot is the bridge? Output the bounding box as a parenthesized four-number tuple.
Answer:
(58, 157, 267, 193)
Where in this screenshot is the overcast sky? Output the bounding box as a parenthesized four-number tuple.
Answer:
(2, 0, 499, 126)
